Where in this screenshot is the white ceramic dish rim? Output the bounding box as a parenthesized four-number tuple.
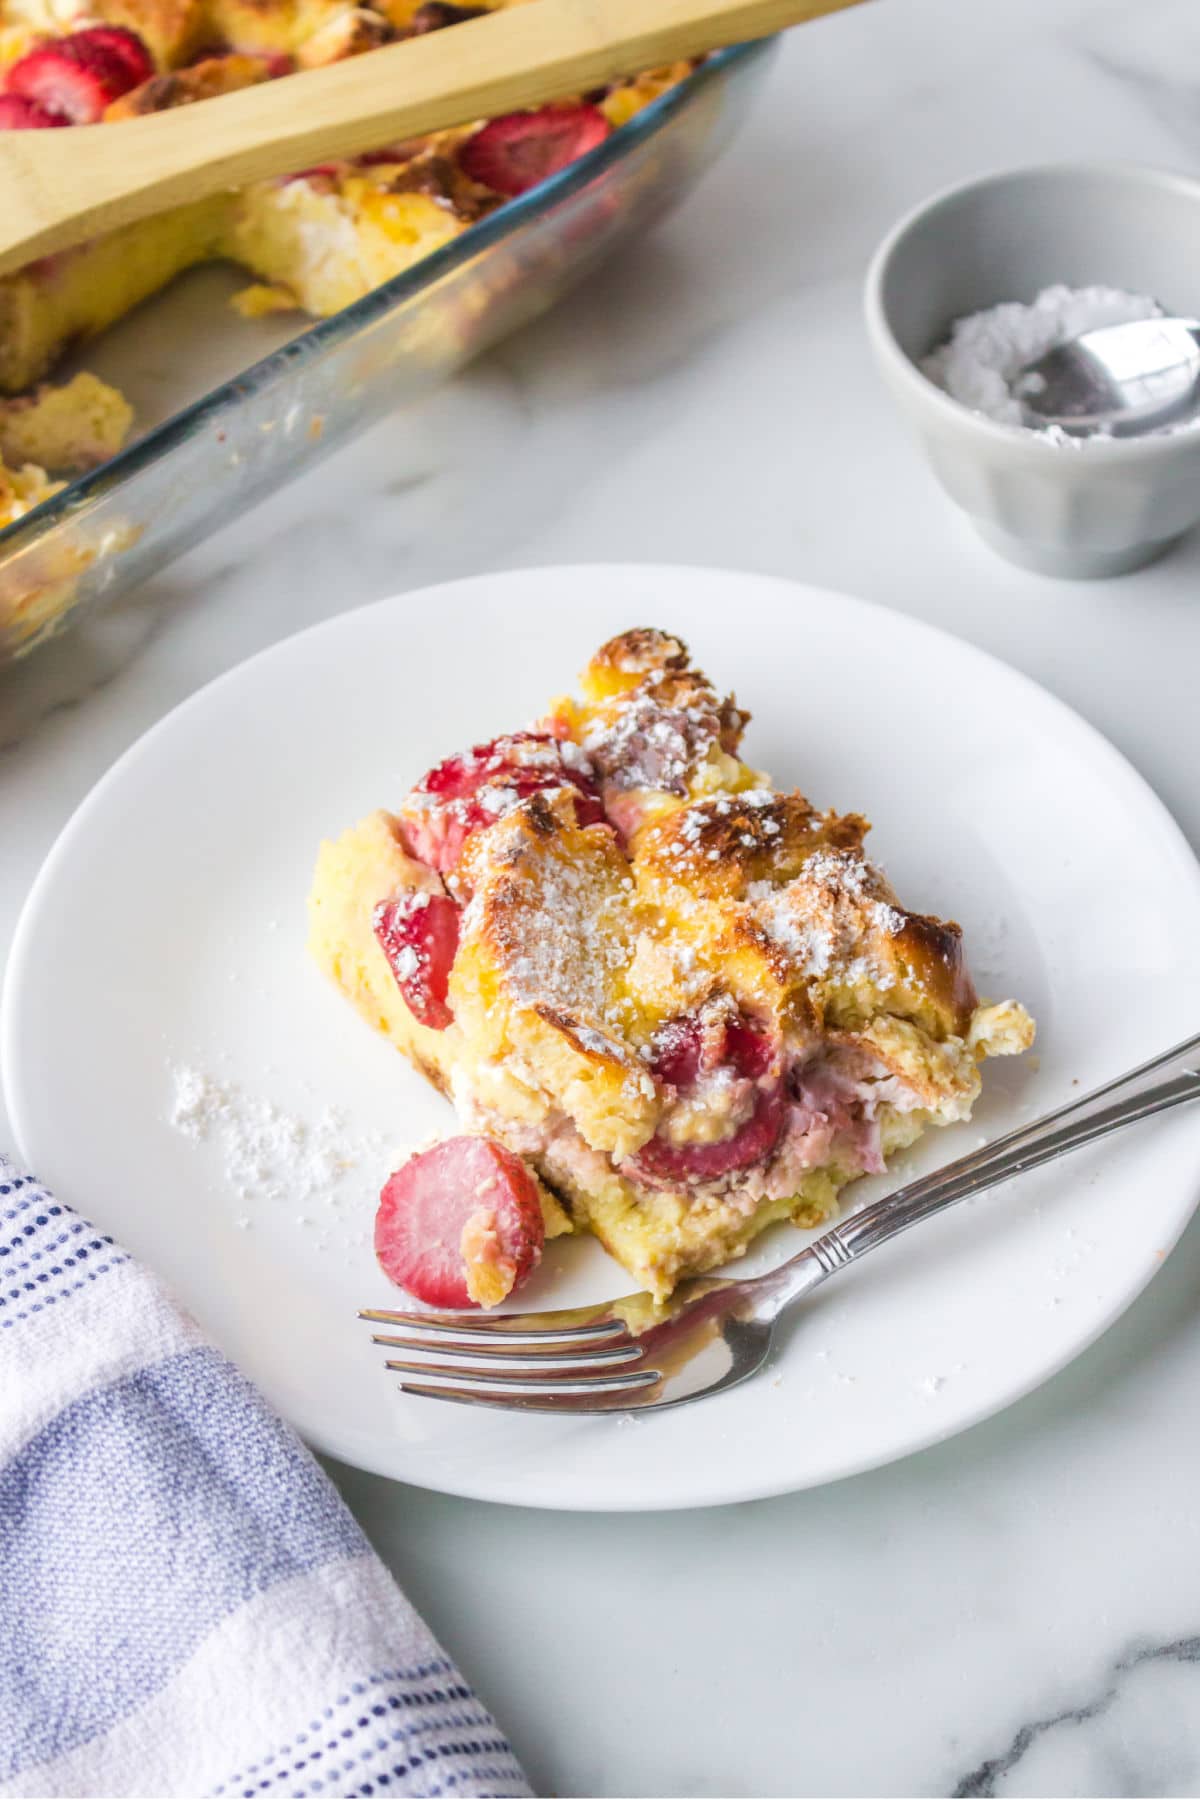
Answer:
(4, 564, 1200, 1509)
(863, 159, 1200, 463)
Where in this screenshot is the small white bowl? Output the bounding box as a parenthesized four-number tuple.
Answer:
(864, 162, 1200, 578)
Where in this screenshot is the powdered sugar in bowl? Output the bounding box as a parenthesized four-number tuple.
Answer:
(864, 163, 1200, 578)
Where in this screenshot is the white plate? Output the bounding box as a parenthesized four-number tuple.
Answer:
(6, 566, 1200, 1511)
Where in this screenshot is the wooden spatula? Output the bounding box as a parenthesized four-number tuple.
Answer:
(0, 0, 867, 280)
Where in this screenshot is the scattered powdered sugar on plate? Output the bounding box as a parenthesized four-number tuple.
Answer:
(167, 1063, 393, 1244)
(969, 911, 1011, 988)
(914, 1361, 967, 1401)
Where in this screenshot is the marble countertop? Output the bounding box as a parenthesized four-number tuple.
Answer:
(5, 0, 1200, 1792)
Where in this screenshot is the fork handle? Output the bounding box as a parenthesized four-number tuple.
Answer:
(756, 1031, 1200, 1318)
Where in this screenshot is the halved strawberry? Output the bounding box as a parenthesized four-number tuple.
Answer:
(459, 104, 612, 198)
(417, 731, 560, 799)
(398, 810, 459, 874)
(375, 1136, 545, 1308)
(722, 1016, 775, 1082)
(630, 1084, 785, 1187)
(648, 1008, 775, 1091)
(82, 25, 154, 86)
(0, 94, 68, 127)
(632, 1008, 785, 1186)
(7, 27, 152, 123)
(649, 1013, 704, 1090)
(373, 888, 460, 1029)
(399, 731, 605, 874)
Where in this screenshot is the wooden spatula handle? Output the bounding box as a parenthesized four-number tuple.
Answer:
(0, 0, 867, 279)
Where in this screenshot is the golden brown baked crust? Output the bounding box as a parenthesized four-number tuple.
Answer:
(294, 4, 388, 64)
(103, 52, 271, 116)
(637, 796, 976, 1041)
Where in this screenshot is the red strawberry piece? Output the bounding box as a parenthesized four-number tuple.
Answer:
(722, 1015, 775, 1082)
(416, 731, 557, 799)
(633, 1009, 785, 1185)
(399, 731, 605, 874)
(459, 104, 612, 198)
(398, 800, 478, 875)
(0, 94, 68, 127)
(373, 888, 460, 1029)
(649, 1009, 774, 1090)
(649, 1014, 704, 1090)
(375, 1136, 545, 1308)
(8, 27, 150, 123)
(420, 744, 487, 798)
(262, 52, 295, 75)
(630, 1083, 785, 1187)
(82, 24, 153, 86)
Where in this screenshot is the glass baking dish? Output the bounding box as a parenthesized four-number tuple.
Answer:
(0, 38, 774, 667)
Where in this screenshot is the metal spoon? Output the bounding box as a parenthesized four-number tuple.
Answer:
(1017, 315, 1200, 438)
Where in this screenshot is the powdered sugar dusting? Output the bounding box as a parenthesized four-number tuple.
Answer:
(167, 1063, 388, 1231)
(468, 817, 640, 1048)
(753, 885, 835, 977)
(745, 848, 907, 992)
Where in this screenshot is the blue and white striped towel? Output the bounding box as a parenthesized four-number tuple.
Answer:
(0, 1157, 531, 1800)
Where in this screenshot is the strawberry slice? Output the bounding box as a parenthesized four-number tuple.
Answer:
(722, 1016, 775, 1081)
(649, 1008, 775, 1091)
(375, 1136, 545, 1308)
(416, 730, 558, 798)
(83, 25, 153, 86)
(7, 26, 151, 123)
(459, 104, 612, 198)
(0, 94, 68, 127)
(632, 1009, 785, 1186)
(373, 888, 460, 1029)
(649, 1013, 704, 1090)
(399, 731, 605, 874)
(630, 1084, 785, 1186)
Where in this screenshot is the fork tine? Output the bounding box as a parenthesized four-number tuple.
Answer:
(360, 1308, 631, 1350)
(398, 1355, 759, 1414)
(383, 1343, 644, 1374)
(395, 1365, 662, 1400)
(396, 1383, 655, 1414)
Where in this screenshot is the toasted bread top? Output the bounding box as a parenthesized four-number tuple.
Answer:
(402, 630, 1019, 1154)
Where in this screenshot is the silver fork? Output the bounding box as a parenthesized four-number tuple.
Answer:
(361, 1031, 1200, 1415)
